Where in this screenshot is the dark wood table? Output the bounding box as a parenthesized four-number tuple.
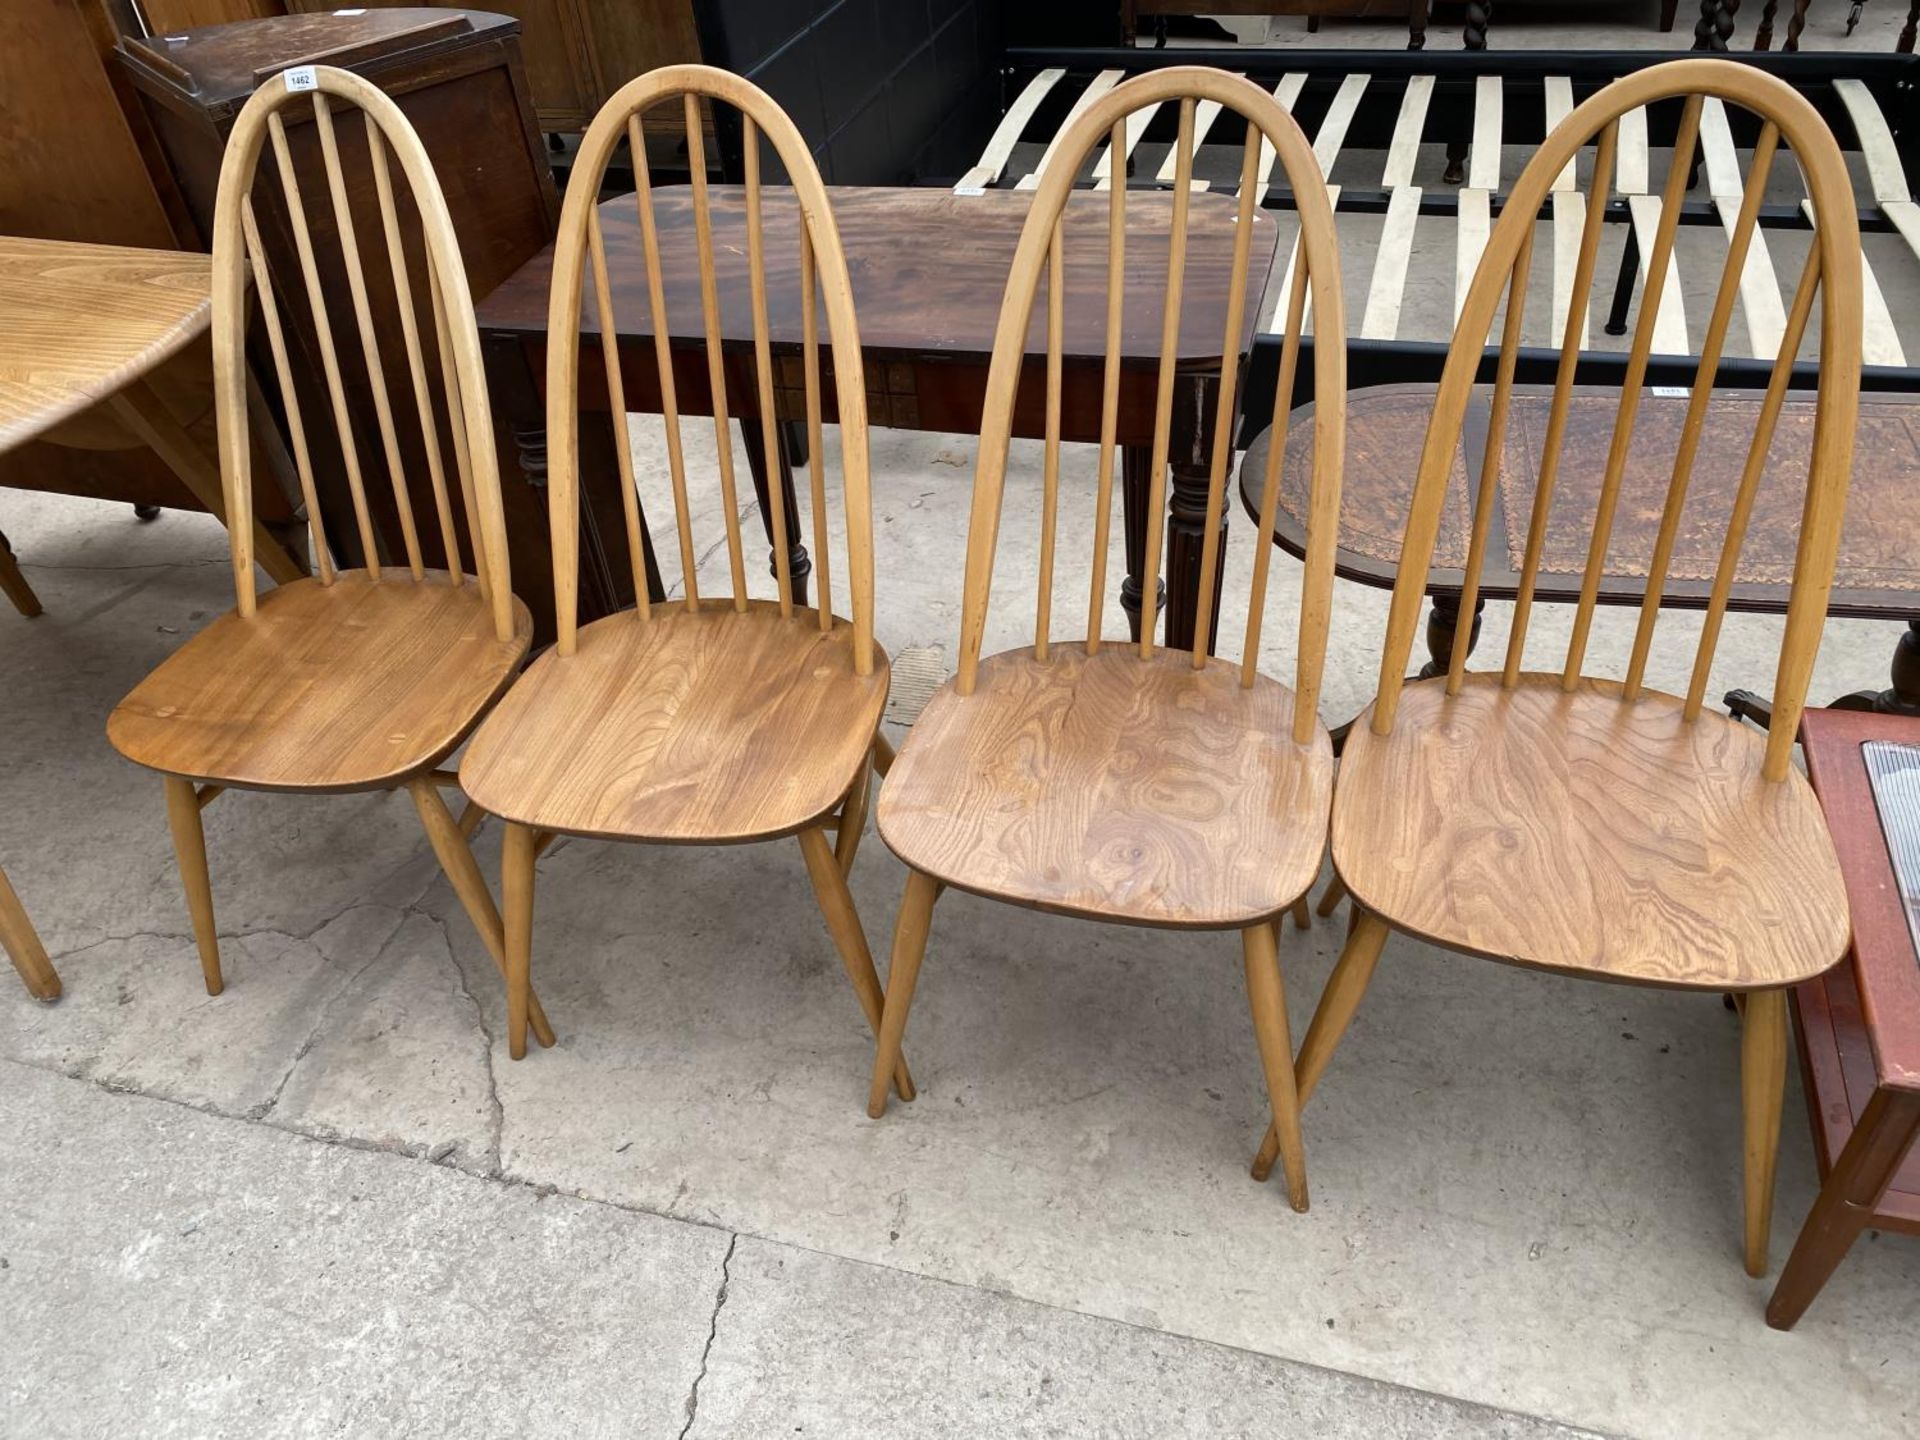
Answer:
(477, 185, 1276, 649)
(1240, 384, 1920, 715)
(1768, 707, 1920, 1329)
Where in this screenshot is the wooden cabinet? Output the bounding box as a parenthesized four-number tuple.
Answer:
(282, 0, 700, 130)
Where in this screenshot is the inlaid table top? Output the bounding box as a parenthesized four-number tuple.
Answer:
(1242, 383, 1920, 619)
(477, 184, 1275, 366)
(0, 236, 214, 455)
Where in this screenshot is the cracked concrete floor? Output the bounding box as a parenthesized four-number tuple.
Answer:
(3, 402, 1917, 1438)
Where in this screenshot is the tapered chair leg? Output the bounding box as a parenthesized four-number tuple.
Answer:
(163, 774, 222, 996)
(1315, 872, 1348, 918)
(407, 778, 556, 1048)
(834, 753, 874, 877)
(797, 826, 913, 1102)
(868, 869, 942, 1119)
(500, 821, 539, 1062)
(1253, 910, 1390, 1182)
(1742, 987, 1789, 1277)
(1289, 894, 1311, 930)
(1242, 922, 1309, 1212)
(0, 866, 60, 1000)
(872, 730, 897, 777)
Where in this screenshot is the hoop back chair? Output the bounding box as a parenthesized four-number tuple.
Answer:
(458, 66, 910, 1089)
(866, 66, 1347, 1212)
(107, 66, 548, 1040)
(1273, 58, 1857, 1275)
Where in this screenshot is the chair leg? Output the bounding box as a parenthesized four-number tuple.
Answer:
(796, 826, 913, 1102)
(1315, 872, 1349, 918)
(868, 869, 942, 1119)
(872, 730, 897, 777)
(0, 530, 42, 617)
(406, 778, 555, 1049)
(1241, 922, 1309, 1212)
(1253, 909, 1390, 1182)
(0, 865, 60, 1000)
(1742, 987, 1789, 1277)
(834, 751, 874, 877)
(500, 822, 538, 1062)
(162, 774, 223, 996)
(1289, 894, 1311, 930)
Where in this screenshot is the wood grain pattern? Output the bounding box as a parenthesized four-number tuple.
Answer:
(1332, 674, 1850, 989)
(462, 602, 888, 843)
(0, 866, 60, 1002)
(110, 571, 532, 792)
(877, 645, 1333, 929)
(0, 237, 212, 451)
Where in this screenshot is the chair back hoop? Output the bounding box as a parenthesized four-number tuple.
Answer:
(954, 65, 1345, 749)
(210, 64, 513, 639)
(545, 64, 875, 674)
(1369, 58, 1861, 784)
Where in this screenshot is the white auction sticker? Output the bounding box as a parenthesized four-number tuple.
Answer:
(1650, 385, 1689, 398)
(284, 66, 319, 93)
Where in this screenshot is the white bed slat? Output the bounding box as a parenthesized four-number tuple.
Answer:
(1245, 75, 1308, 210)
(1802, 197, 1905, 366)
(955, 67, 1065, 192)
(1835, 77, 1911, 205)
(1153, 81, 1240, 186)
(1272, 184, 1341, 333)
(1625, 193, 1688, 355)
(1617, 106, 1650, 195)
(1698, 98, 1744, 199)
(1092, 104, 1160, 189)
(1383, 75, 1434, 189)
(1362, 184, 1423, 339)
(1713, 196, 1787, 360)
(1454, 187, 1491, 324)
(1312, 73, 1369, 178)
(1544, 77, 1576, 191)
(1468, 76, 1502, 192)
(1014, 69, 1124, 192)
(1550, 190, 1590, 350)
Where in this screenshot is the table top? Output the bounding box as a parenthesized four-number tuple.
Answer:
(1241, 383, 1920, 620)
(1801, 707, 1920, 1096)
(0, 236, 213, 456)
(476, 185, 1276, 366)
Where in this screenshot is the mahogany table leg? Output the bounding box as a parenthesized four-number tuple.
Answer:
(1902, 0, 1919, 51)
(1444, 4, 1489, 184)
(1120, 444, 1163, 644)
(1409, 0, 1429, 49)
(1786, 0, 1813, 48)
(1755, 0, 1780, 45)
(1694, 0, 1742, 49)
(1830, 618, 1920, 718)
(1419, 592, 1486, 679)
(1767, 1089, 1920, 1329)
(1163, 375, 1226, 656)
(0, 529, 42, 618)
(739, 412, 813, 609)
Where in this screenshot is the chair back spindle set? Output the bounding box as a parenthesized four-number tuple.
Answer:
(103, 55, 1863, 1286)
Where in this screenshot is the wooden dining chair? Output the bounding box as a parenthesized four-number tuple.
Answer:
(107, 66, 553, 1043)
(862, 66, 1346, 1211)
(1265, 58, 1859, 1273)
(457, 65, 910, 1093)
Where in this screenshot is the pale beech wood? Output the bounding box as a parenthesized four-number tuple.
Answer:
(1137, 96, 1195, 663)
(587, 209, 651, 621)
(501, 821, 536, 1061)
(406, 777, 555, 1049)
(800, 227, 830, 629)
(685, 93, 749, 611)
(1036, 223, 1063, 661)
(878, 645, 1333, 930)
(464, 603, 887, 843)
(0, 867, 60, 1001)
(796, 826, 913, 1101)
(164, 773, 223, 997)
(1242, 920, 1308, 1211)
(195, 784, 224, 810)
(1015, 70, 1125, 192)
(744, 116, 794, 616)
(1289, 895, 1310, 929)
(1744, 986, 1788, 1275)
(957, 67, 1066, 191)
(112, 572, 531, 792)
(0, 532, 40, 618)
(1314, 873, 1347, 918)
(1084, 123, 1127, 657)
(1334, 676, 1849, 990)
(872, 731, 896, 777)
(313, 93, 422, 580)
(868, 869, 942, 1118)
(835, 749, 873, 876)
(1243, 260, 1308, 690)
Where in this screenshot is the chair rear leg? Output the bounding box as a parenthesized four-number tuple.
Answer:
(0, 866, 60, 1000)
(1242, 922, 1309, 1212)
(797, 826, 913, 1103)
(1253, 910, 1389, 1182)
(1742, 988, 1788, 1277)
(500, 821, 539, 1061)
(406, 778, 556, 1048)
(834, 753, 874, 877)
(868, 869, 942, 1119)
(1315, 872, 1348, 917)
(163, 774, 222, 996)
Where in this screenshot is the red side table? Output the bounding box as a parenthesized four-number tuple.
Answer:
(1768, 708, 1920, 1329)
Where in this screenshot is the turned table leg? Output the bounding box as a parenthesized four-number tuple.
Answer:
(1767, 1089, 1920, 1329)
(1444, 3, 1490, 184)
(1829, 618, 1920, 718)
(1786, 0, 1814, 48)
(1755, 0, 1780, 46)
(1419, 592, 1486, 679)
(739, 412, 813, 609)
(1694, 0, 1743, 49)
(1120, 445, 1164, 644)
(1163, 375, 1227, 656)
(1902, 0, 1919, 51)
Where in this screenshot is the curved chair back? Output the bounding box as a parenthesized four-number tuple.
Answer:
(955, 65, 1346, 747)
(210, 65, 514, 639)
(545, 65, 875, 674)
(1368, 58, 1861, 782)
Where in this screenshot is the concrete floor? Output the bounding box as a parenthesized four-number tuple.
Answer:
(7, 9, 1920, 1439)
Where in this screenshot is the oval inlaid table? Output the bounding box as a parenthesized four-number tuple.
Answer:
(0, 236, 305, 999)
(1240, 382, 1920, 720)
